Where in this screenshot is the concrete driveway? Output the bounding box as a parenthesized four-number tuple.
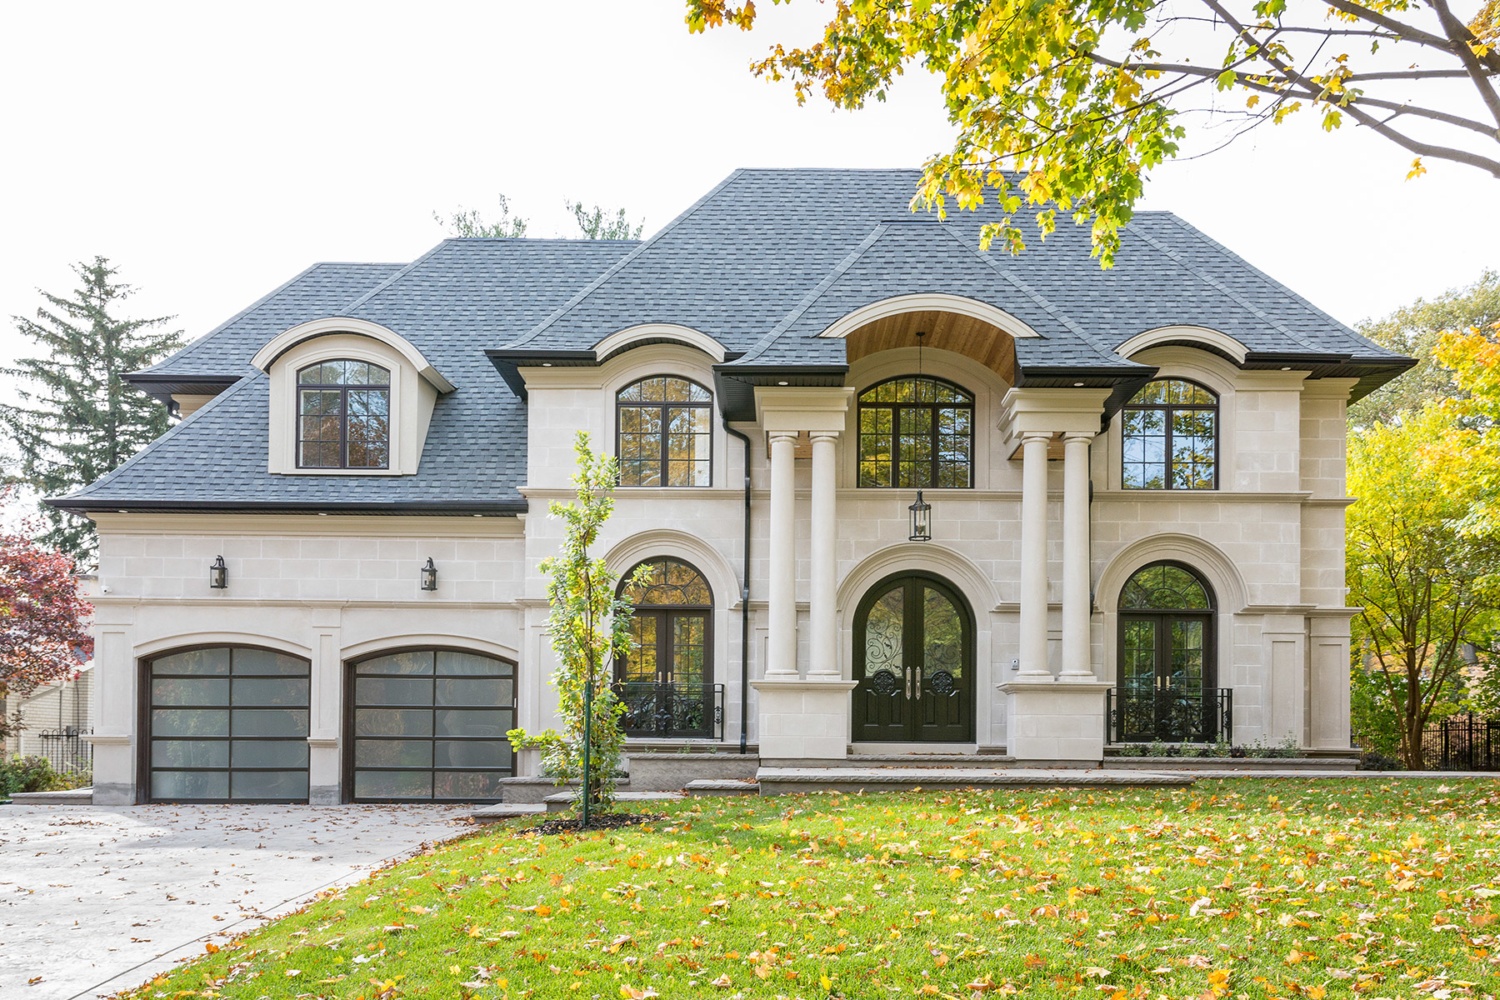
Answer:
(0, 802, 473, 999)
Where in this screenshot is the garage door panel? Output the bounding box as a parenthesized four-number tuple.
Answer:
(152, 740, 230, 768)
(232, 739, 309, 768)
(151, 678, 230, 706)
(152, 649, 231, 675)
(355, 708, 433, 737)
(231, 649, 309, 675)
(152, 771, 229, 800)
(232, 770, 309, 800)
(151, 709, 230, 737)
(350, 649, 515, 803)
(233, 677, 310, 706)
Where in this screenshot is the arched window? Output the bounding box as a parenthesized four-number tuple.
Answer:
(1121, 379, 1217, 490)
(1115, 562, 1226, 744)
(857, 376, 974, 488)
(297, 360, 391, 469)
(616, 558, 717, 738)
(616, 377, 712, 487)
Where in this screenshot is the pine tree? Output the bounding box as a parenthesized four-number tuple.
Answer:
(0, 258, 184, 561)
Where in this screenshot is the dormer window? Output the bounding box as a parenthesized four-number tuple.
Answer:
(297, 360, 391, 469)
(616, 376, 712, 487)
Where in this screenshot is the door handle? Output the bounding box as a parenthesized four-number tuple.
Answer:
(905, 668, 912, 699)
(916, 666, 923, 700)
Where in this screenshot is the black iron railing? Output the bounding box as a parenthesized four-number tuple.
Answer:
(1422, 713, 1500, 771)
(37, 726, 93, 774)
(1107, 687, 1232, 745)
(614, 682, 724, 740)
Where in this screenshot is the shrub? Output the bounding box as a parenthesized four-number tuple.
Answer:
(0, 755, 62, 796)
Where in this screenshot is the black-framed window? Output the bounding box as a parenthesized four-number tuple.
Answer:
(297, 359, 391, 469)
(616, 376, 712, 487)
(1121, 379, 1217, 490)
(857, 376, 974, 488)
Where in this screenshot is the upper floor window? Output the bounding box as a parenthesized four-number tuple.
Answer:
(1121, 379, 1217, 490)
(858, 376, 974, 488)
(297, 360, 391, 469)
(617, 376, 712, 487)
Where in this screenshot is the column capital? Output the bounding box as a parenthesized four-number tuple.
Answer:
(1021, 430, 1054, 444)
(1062, 429, 1096, 443)
(768, 430, 800, 445)
(809, 429, 841, 443)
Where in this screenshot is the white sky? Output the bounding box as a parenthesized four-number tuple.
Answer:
(0, 0, 1495, 370)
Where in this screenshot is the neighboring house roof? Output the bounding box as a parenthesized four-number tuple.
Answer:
(55, 168, 1411, 515)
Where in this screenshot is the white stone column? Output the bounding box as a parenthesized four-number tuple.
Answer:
(1060, 431, 1094, 679)
(1018, 430, 1052, 676)
(808, 431, 839, 677)
(766, 430, 799, 677)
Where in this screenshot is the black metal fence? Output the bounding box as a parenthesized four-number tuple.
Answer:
(615, 683, 724, 740)
(1421, 714, 1500, 771)
(36, 726, 93, 775)
(1107, 687, 1233, 745)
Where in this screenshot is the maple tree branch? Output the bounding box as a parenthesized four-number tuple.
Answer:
(1430, 0, 1500, 127)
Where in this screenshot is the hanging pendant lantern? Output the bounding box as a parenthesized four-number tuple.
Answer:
(909, 490, 932, 542)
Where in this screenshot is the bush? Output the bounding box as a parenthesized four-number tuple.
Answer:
(1358, 749, 1404, 771)
(0, 755, 62, 796)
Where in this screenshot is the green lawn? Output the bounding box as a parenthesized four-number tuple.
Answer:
(123, 780, 1499, 1000)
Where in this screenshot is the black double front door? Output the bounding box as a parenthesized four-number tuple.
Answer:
(852, 573, 974, 742)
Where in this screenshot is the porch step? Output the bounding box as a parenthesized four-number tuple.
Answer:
(471, 802, 548, 823)
(756, 767, 1195, 796)
(684, 779, 760, 797)
(498, 776, 630, 804)
(793, 753, 1017, 768)
(543, 790, 685, 813)
(1104, 756, 1358, 772)
(5, 788, 93, 805)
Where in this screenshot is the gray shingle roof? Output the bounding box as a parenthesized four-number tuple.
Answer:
(59, 168, 1408, 514)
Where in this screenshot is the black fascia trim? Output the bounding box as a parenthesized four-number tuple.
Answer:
(1240, 351, 1350, 368)
(712, 364, 850, 421)
(484, 348, 599, 401)
(121, 372, 241, 405)
(46, 498, 527, 516)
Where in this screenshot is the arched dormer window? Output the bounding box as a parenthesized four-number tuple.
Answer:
(1122, 379, 1217, 490)
(616, 377, 712, 487)
(297, 360, 391, 469)
(858, 376, 974, 488)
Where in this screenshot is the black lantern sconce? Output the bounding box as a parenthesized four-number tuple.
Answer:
(420, 557, 438, 592)
(908, 490, 932, 542)
(209, 555, 228, 589)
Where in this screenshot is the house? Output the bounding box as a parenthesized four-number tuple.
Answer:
(53, 169, 1413, 805)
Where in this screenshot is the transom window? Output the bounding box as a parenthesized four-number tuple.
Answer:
(616, 376, 712, 487)
(1121, 379, 1217, 490)
(297, 360, 391, 469)
(858, 376, 974, 488)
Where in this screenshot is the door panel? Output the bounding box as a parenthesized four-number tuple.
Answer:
(853, 576, 973, 742)
(1118, 613, 1212, 742)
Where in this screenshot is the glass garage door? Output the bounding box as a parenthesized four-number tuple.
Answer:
(146, 647, 311, 802)
(349, 650, 515, 802)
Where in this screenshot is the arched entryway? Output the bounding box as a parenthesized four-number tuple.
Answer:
(1115, 562, 1222, 742)
(616, 557, 718, 739)
(852, 572, 974, 742)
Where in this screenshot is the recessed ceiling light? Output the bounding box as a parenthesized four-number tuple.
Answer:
(777, 381, 789, 386)
(1281, 366, 1292, 371)
(118, 509, 129, 514)
(1073, 382, 1085, 387)
(541, 362, 552, 367)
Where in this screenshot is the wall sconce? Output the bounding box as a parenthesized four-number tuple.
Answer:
(420, 557, 438, 592)
(209, 555, 228, 589)
(908, 490, 931, 542)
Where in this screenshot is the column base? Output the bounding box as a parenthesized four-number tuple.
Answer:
(998, 679, 1111, 763)
(752, 678, 857, 761)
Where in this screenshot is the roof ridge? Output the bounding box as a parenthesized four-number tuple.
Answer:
(341, 240, 456, 313)
(939, 225, 1110, 353)
(736, 223, 892, 363)
(500, 169, 748, 350)
(1157, 214, 1361, 341)
(58, 373, 260, 501)
(1131, 218, 1321, 351)
(439, 237, 644, 245)
(134, 262, 388, 375)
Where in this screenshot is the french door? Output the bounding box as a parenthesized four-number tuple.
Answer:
(852, 573, 973, 742)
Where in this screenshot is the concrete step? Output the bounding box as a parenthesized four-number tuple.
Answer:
(6, 788, 93, 805)
(756, 767, 1195, 796)
(683, 779, 760, 797)
(470, 802, 547, 823)
(1104, 756, 1358, 771)
(498, 776, 630, 804)
(542, 790, 685, 813)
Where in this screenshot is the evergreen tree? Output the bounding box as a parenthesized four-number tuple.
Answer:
(0, 257, 184, 561)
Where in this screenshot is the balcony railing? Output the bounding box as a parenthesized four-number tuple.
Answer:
(1107, 687, 1232, 745)
(614, 682, 724, 741)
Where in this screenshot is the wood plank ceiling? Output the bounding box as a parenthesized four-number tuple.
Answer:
(841, 310, 1017, 385)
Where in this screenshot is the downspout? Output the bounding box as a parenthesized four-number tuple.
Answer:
(723, 419, 753, 755)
